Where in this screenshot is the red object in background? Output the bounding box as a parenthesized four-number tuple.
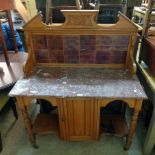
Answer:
(0, 0, 14, 10)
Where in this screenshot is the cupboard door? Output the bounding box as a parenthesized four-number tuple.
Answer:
(60, 98, 100, 141)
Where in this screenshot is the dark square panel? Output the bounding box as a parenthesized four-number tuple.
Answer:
(50, 56, 64, 63)
(112, 36, 129, 46)
(47, 35, 63, 50)
(64, 35, 79, 55)
(49, 50, 63, 58)
(32, 35, 47, 49)
(36, 59, 50, 63)
(96, 45, 112, 52)
(49, 50, 64, 63)
(80, 35, 96, 53)
(96, 51, 112, 64)
(113, 46, 128, 51)
(80, 53, 96, 64)
(96, 36, 113, 47)
(110, 51, 127, 64)
(64, 55, 79, 64)
(35, 49, 50, 63)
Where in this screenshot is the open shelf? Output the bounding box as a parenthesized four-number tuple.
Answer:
(33, 113, 59, 135)
(100, 115, 128, 137)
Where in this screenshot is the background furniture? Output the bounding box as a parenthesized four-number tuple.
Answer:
(88, 0, 127, 23)
(132, 0, 155, 36)
(0, 20, 9, 65)
(0, 0, 28, 65)
(9, 10, 146, 150)
(19, 0, 37, 20)
(36, 0, 83, 23)
(137, 37, 155, 155)
(0, 0, 19, 54)
(0, 62, 25, 153)
(137, 61, 155, 155)
(136, 1, 155, 154)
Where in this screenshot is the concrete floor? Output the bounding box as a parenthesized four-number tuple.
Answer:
(0, 103, 155, 155)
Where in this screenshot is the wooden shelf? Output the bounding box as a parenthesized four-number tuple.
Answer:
(33, 113, 59, 135)
(100, 115, 128, 137)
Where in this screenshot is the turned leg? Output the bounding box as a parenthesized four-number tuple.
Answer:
(16, 97, 38, 148)
(124, 100, 142, 150)
(21, 105, 38, 148)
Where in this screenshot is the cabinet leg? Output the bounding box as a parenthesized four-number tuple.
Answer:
(21, 106, 37, 148)
(124, 100, 142, 150)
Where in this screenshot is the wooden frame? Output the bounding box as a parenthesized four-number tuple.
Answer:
(23, 10, 139, 76)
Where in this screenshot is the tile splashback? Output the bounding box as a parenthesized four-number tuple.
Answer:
(32, 35, 129, 64)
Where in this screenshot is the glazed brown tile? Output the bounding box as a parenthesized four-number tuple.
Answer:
(80, 53, 96, 64)
(110, 51, 127, 64)
(80, 35, 96, 53)
(49, 50, 63, 58)
(63, 35, 79, 55)
(112, 35, 129, 45)
(112, 46, 128, 51)
(96, 36, 113, 46)
(96, 51, 111, 64)
(35, 49, 50, 62)
(32, 35, 47, 49)
(64, 55, 79, 64)
(47, 35, 63, 50)
(36, 59, 50, 63)
(49, 50, 64, 63)
(50, 56, 64, 63)
(96, 45, 112, 52)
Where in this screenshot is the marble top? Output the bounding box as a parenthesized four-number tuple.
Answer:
(9, 66, 147, 99)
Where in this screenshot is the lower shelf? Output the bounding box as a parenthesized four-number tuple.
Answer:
(33, 113, 59, 135)
(33, 113, 128, 138)
(100, 115, 128, 137)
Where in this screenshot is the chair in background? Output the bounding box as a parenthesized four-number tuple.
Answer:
(45, 0, 83, 23)
(87, 0, 127, 23)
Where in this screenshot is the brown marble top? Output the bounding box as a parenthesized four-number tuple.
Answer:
(9, 66, 147, 99)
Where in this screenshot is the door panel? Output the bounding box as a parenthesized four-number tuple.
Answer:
(60, 98, 100, 141)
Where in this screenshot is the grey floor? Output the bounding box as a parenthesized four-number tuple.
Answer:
(0, 103, 155, 155)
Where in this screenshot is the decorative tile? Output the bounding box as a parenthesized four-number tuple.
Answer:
(47, 35, 63, 50)
(96, 36, 113, 46)
(50, 56, 64, 63)
(112, 46, 128, 51)
(96, 45, 112, 52)
(35, 49, 50, 63)
(49, 50, 64, 63)
(110, 51, 127, 64)
(96, 51, 111, 64)
(64, 35, 79, 55)
(80, 53, 96, 64)
(112, 36, 129, 45)
(96, 35, 129, 49)
(80, 35, 96, 53)
(64, 55, 79, 64)
(36, 59, 50, 63)
(32, 35, 47, 49)
(32, 34, 129, 65)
